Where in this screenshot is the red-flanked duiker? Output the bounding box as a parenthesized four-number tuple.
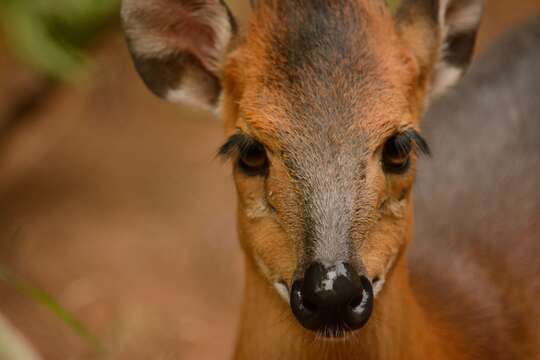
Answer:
(121, 0, 540, 358)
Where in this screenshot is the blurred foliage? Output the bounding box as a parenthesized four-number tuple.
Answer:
(0, 265, 104, 355)
(387, 0, 401, 13)
(0, 0, 119, 81)
(0, 0, 402, 81)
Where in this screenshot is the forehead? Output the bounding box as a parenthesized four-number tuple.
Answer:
(230, 0, 413, 149)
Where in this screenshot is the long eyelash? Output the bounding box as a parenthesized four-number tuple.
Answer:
(401, 129, 431, 156)
(219, 130, 429, 160)
(217, 132, 258, 159)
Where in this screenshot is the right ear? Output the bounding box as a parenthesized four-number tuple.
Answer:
(121, 0, 237, 110)
(396, 0, 484, 98)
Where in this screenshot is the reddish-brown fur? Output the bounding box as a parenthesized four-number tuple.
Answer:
(121, 0, 539, 358)
(221, 2, 463, 358)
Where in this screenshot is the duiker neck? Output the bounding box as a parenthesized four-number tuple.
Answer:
(234, 256, 460, 360)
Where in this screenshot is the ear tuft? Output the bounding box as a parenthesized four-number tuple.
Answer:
(121, 0, 237, 110)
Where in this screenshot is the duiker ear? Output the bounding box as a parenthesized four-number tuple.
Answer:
(121, 0, 237, 109)
(397, 0, 484, 97)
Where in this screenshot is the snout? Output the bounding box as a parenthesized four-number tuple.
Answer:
(290, 262, 373, 336)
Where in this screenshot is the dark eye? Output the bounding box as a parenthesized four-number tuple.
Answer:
(382, 133, 412, 174)
(238, 141, 268, 176)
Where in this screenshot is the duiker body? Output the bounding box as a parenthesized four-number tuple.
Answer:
(120, 0, 540, 358)
(412, 15, 540, 359)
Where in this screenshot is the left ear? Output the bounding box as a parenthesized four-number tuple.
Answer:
(397, 0, 484, 97)
(121, 0, 237, 110)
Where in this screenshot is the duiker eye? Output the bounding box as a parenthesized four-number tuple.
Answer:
(238, 141, 269, 176)
(382, 130, 430, 174)
(382, 133, 413, 174)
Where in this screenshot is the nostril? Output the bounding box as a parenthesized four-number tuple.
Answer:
(290, 280, 323, 331)
(343, 276, 374, 330)
(302, 298, 319, 314)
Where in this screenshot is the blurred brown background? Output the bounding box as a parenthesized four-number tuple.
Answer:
(1, 1, 540, 359)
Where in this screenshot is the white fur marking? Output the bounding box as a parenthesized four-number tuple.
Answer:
(274, 282, 290, 303)
(166, 87, 213, 109)
(245, 198, 271, 219)
(372, 253, 399, 297)
(431, 66, 463, 97)
(204, 7, 233, 72)
(372, 277, 385, 297)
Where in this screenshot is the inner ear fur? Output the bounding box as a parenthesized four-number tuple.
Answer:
(121, 0, 237, 109)
(397, 0, 484, 98)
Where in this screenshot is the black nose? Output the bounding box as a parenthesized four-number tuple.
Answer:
(290, 262, 373, 335)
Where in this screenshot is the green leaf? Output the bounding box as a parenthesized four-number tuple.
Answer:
(2, 3, 82, 80)
(0, 265, 104, 355)
(0, 0, 119, 80)
(387, 0, 401, 13)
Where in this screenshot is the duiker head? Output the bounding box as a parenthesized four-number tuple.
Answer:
(122, 0, 483, 336)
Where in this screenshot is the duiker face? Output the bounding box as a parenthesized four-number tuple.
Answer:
(219, 0, 429, 333)
(122, 0, 483, 336)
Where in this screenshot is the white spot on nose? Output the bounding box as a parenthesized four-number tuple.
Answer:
(319, 262, 347, 291)
(321, 270, 337, 291)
